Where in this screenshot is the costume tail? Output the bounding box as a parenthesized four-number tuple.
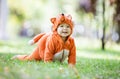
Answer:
(33, 33, 46, 43)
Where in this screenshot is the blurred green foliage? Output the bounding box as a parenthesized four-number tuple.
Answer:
(7, 0, 77, 38)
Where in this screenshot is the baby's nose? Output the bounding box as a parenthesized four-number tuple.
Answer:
(63, 26, 67, 29)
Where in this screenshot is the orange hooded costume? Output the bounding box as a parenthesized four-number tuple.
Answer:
(13, 14, 76, 65)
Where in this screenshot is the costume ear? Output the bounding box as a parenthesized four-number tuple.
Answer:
(50, 18, 56, 24)
(67, 15, 72, 20)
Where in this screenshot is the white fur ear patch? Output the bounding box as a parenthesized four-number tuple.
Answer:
(67, 15, 72, 20)
(50, 18, 56, 24)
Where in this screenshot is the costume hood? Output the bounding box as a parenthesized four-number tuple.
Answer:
(50, 14, 74, 34)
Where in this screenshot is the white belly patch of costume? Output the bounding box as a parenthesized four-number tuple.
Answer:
(53, 49, 69, 62)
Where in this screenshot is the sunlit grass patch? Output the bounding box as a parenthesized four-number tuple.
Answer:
(77, 50, 120, 60)
(0, 38, 35, 54)
(76, 37, 120, 60)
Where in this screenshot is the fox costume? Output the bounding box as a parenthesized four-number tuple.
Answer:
(12, 14, 76, 65)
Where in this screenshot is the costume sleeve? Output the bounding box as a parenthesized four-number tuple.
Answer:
(68, 39, 76, 65)
(33, 33, 45, 43)
(44, 36, 55, 62)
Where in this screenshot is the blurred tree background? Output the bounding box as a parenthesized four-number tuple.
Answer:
(0, 0, 120, 50)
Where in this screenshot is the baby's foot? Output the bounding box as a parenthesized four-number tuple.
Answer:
(11, 55, 18, 60)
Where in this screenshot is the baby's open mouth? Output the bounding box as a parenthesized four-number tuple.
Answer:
(62, 32, 68, 33)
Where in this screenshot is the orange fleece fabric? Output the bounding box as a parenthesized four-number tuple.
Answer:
(14, 14, 76, 65)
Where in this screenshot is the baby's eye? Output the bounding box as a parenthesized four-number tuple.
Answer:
(67, 26, 70, 28)
(60, 25, 63, 27)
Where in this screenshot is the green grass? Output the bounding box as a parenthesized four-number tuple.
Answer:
(0, 37, 120, 79)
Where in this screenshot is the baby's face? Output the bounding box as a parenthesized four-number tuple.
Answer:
(57, 23, 71, 38)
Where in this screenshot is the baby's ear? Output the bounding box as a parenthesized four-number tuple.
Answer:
(67, 15, 72, 20)
(50, 18, 56, 24)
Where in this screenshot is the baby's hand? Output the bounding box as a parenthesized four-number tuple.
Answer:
(28, 39, 34, 45)
(68, 64, 80, 77)
(68, 64, 75, 68)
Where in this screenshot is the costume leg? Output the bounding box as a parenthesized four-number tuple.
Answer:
(11, 47, 41, 61)
(26, 47, 41, 60)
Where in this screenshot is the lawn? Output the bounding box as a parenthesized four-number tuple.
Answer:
(0, 37, 120, 79)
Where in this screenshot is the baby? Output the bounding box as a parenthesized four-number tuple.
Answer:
(12, 14, 76, 67)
